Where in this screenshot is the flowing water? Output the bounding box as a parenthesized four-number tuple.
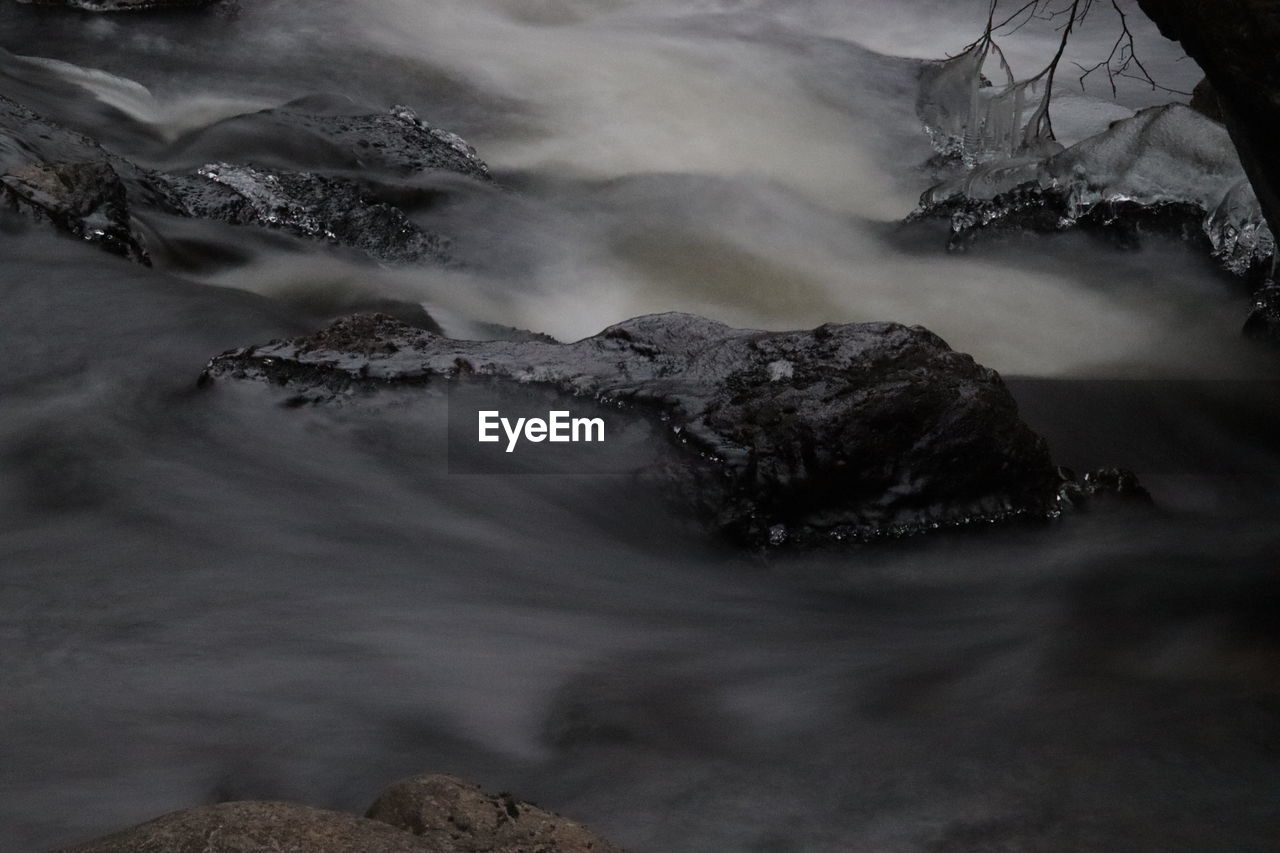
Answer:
(0, 1, 1277, 851)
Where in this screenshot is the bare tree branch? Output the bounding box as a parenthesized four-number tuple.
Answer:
(963, 0, 1190, 152)
(1073, 0, 1190, 96)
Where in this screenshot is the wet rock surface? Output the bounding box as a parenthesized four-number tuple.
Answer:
(0, 92, 490, 264)
(913, 181, 1210, 256)
(182, 163, 452, 263)
(0, 160, 148, 262)
(200, 312, 1063, 546)
(1056, 466, 1151, 510)
(0, 93, 154, 258)
(165, 101, 493, 183)
(366, 774, 627, 853)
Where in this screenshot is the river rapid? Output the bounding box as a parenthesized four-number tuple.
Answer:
(0, 1, 1277, 851)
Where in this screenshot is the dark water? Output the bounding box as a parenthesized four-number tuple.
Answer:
(1, 2, 1278, 851)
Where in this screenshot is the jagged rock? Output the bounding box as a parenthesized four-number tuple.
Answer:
(178, 163, 451, 263)
(52, 801, 438, 853)
(1056, 467, 1151, 509)
(0, 93, 155, 257)
(366, 774, 627, 853)
(917, 180, 1209, 254)
(0, 91, 488, 264)
(199, 312, 1062, 546)
(0, 161, 148, 263)
(165, 101, 492, 184)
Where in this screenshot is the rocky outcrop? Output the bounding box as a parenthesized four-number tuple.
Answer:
(366, 774, 626, 853)
(915, 180, 1210, 256)
(199, 312, 1063, 546)
(0, 92, 490, 265)
(1137, 0, 1280, 262)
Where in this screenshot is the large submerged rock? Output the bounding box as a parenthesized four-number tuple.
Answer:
(0, 91, 490, 265)
(200, 312, 1062, 546)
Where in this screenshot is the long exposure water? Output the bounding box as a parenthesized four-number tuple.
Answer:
(1, 1, 1277, 851)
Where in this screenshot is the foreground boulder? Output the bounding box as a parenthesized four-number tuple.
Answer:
(200, 312, 1062, 546)
(366, 774, 626, 853)
(54, 802, 439, 853)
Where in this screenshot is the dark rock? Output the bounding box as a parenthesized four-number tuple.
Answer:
(1243, 281, 1280, 343)
(0, 91, 488, 265)
(1189, 77, 1224, 124)
(52, 801, 438, 853)
(465, 321, 561, 344)
(172, 163, 452, 264)
(913, 180, 1209, 255)
(308, 296, 444, 335)
(0, 161, 148, 263)
(366, 773, 627, 853)
(0, 92, 154, 256)
(199, 312, 1062, 546)
(1056, 466, 1151, 510)
(164, 102, 492, 184)
(1137, 0, 1280, 248)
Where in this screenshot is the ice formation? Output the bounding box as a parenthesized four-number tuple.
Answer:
(1206, 179, 1276, 276)
(917, 49, 1274, 277)
(917, 46, 1062, 168)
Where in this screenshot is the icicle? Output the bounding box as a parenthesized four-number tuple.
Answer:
(1206, 179, 1276, 276)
